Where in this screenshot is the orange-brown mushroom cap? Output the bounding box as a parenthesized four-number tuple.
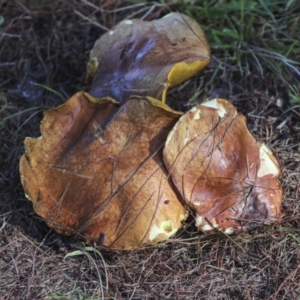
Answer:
(163, 99, 283, 234)
(86, 12, 210, 103)
(19, 92, 186, 250)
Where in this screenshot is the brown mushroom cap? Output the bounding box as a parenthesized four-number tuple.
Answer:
(19, 92, 186, 250)
(163, 99, 283, 234)
(86, 12, 210, 103)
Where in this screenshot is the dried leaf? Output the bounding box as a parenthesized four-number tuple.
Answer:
(163, 99, 283, 234)
(86, 12, 210, 103)
(20, 92, 186, 250)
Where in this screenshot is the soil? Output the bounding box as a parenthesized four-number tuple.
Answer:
(1, 1, 300, 299)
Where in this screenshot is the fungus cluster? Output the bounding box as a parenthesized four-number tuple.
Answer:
(19, 13, 283, 250)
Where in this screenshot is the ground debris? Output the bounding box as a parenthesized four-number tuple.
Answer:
(1, 1, 300, 299)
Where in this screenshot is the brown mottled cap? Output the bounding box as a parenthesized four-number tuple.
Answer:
(20, 92, 186, 250)
(163, 98, 283, 234)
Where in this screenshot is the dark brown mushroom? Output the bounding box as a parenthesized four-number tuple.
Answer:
(86, 12, 210, 103)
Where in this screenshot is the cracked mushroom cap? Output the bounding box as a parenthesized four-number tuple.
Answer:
(19, 92, 186, 250)
(163, 98, 283, 234)
(86, 12, 210, 103)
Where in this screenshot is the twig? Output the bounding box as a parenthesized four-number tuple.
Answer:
(269, 264, 300, 300)
(74, 10, 109, 31)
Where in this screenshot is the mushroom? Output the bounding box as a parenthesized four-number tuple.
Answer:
(86, 12, 210, 103)
(20, 95, 282, 250)
(19, 92, 186, 250)
(19, 13, 283, 250)
(163, 99, 283, 234)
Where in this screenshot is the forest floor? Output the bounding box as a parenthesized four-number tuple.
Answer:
(1, 1, 300, 299)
